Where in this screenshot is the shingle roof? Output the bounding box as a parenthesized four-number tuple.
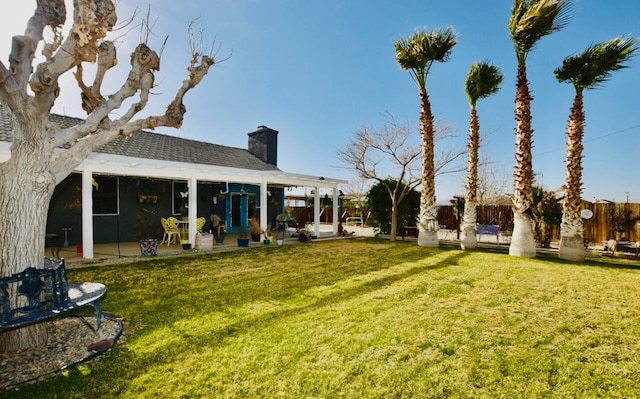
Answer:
(0, 105, 279, 172)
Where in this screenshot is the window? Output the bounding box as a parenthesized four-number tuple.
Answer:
(92, 176, 119, 215)
(173, 182, 188, 215)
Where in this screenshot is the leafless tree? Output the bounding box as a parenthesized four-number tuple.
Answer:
(476, 156, 511, 205)
(336, 111, 465, 240)
(0, 0, 217, 352)
(341, 177, 372, 224)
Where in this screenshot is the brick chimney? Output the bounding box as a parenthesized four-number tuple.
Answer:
(248, 125, 278, 166)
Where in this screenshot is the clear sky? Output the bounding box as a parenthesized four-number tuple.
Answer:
(2, 1, 639, 202)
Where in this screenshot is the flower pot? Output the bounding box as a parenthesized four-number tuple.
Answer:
(263, 239, 271, 246)
(276, 239, 283, 246)
(139, 239, 158, 256)
(216, 236, 225, 245)
(237, 238, 250, 247)
(182, 243, 191, 250)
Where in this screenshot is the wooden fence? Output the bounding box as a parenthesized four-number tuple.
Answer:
(437, 202, 640, 245)
(288, 202, 640, 245)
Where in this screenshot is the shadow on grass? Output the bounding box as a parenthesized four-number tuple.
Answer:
(535, 251, 640, 271)
(19, 241, 471, 397)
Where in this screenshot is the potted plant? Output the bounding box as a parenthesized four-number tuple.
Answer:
(215, 222, 227, 244)
(263, 224, 274, 246)
(134, 208, 159, 256)
(237, 223, 250, 247)
(248, 218, 262, 242)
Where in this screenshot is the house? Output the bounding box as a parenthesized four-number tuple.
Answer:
(0, 106, 347, 259)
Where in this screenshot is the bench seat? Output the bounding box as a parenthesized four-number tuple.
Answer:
(0, 259, 105, 333)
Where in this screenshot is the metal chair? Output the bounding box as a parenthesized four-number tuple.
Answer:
(160, 217, 181, 245)
(275, 214, 290, 239)
(196, 216, 206, 233)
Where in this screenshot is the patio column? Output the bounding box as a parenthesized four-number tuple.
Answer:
(260, 179, 268, 239)
(332, 188, 339, 235)
(313, 186, 320, 237)
(187, 176, 198, 245)
(81, 168, 95, 259)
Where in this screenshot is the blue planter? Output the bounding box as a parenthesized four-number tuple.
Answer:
(237, 238, 250, 247)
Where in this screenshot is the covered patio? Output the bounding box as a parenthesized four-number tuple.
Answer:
(56, 223, 376, 268)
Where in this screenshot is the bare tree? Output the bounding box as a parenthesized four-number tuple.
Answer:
(342, 178, 371, 222)
(0, 0, 216, 352)
(476, 157, 511, 205)
(336, 111, 464, 240)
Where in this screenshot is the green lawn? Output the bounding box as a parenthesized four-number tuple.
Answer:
(4, 239, 640, 398)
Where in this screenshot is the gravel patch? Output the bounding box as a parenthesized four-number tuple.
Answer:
(0, 315, 124, 390)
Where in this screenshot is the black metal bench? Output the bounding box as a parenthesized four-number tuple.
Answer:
(0, 258, 106, 333)
(476, 224, 500, 243)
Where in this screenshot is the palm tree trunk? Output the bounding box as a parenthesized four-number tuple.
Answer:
(559, 91, 585, 261)
(417, 89, 439, 247)
(509, 65, 536, 258)
(461, 108, 479, 249)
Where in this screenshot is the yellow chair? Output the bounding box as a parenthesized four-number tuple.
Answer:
(196, 216, 206, 233)
(161, 217, 181, 245)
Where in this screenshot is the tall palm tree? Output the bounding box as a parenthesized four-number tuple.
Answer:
(460, 62, 503, 250)
(508, 0, 573, 258)
(394, 27, 456, 247)
(555, 36, 638, 261)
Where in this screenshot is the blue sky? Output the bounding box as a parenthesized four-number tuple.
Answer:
(2, 1, 639, 202)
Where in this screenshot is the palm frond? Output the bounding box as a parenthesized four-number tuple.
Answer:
(509, 0, 575, 62)
(465, 61, 504, 107)
(555, 36, 639, 91)
(395, 27, 457, 89)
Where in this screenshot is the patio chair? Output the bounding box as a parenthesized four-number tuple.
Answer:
(275, 214, 290, 239)
(290, 214, 308, 237)
(196, 216, 206, 233)
(161, 217, 181, 245)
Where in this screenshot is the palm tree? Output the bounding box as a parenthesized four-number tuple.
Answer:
(394, 27, 456, 247)
(460, 62, 503, 250)
(555, 36, 638, 261)
(508, 0, 573, 258)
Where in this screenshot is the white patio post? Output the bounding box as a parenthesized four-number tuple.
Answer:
(81, 168, 94, 259)
(332, 188, 339, 235)
(260, 179, 268, 240)
(313, 186, 321, 237)
(188, 176, 198, 245)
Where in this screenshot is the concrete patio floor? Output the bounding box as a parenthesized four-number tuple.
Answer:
(57, 224, 377, 268)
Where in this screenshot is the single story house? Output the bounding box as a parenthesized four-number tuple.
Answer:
(0, 105, 347, 259)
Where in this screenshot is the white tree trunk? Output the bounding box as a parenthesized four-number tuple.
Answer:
(460, 201, 477, 250)
(559, 211, 585, 261)
(509, 212, 536, 258)
(418, 200, 439, 247)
